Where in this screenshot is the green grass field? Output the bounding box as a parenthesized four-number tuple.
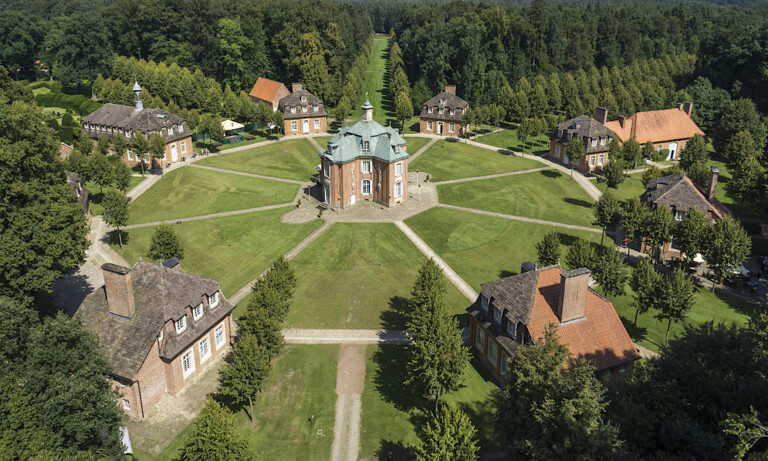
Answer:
(196, 139, 319, 182)
(86, 176, 145, 215)
(594, 171, 646, 203)
(708, 158, 767, 227)
(314, 136, 333, 150)
(409, 140, 544, 182)
(597, 282, 758, 353)
(286, 223, 471, 329)
(438, 170, 597, 228)
(115, 208, 323, 298)
(405, 207, 604, 290)
(131, 345, 338, 461)
(402, 136, 430, 154)
(475, 128, 551, 155)
(127, 167, 298, 224)
(360, 36, 390, 120)
(360, 346, 502, 460)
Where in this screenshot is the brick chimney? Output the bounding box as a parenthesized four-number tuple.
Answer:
(617, 115, 626, 128)
(291, 83, 303, 92)
(521, 260, 537, 274)
(556, 268, 590, 323)
(445, 85, 457, 95)
(102, 263, 136, 318)
(683, 102, 693, 117)
(162, 256, 180, 271)
(707, 166, 719, 201)
(594, 107, 608, 125)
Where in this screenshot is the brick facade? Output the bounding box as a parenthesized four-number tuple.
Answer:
(284, 116, 327, 135)
(419, 118, 464, 136)
(321, 156, 408, 208)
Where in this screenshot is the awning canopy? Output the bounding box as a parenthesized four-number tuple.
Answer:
(221, 120, 244, 131)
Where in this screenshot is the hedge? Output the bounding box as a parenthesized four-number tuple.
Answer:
(34, 92, 102, 116)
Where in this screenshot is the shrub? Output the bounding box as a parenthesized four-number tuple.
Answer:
(61, 113, 74, 127)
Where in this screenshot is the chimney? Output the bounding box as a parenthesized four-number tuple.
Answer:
(445, 85, 457, 95)
(556, 268, 590, 323)
(617, 115, 626, 128)
(683, 102, 693, 117)
(707, 166, 719, 201)
(521, 260, 537, 274)
(676, 102, 683, 111)
(102, 263, 136, 318)
(162, 256, 180, 271)
(292, 83, 303, 93)
(594, 107, 608, 125)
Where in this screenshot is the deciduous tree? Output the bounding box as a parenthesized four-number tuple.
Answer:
(703, 215, 751, 291)
(655, 268, 694, 345)
(593, 246, 627, 298)
(726, 154, 765, 209)
(178, 397, 257, 461)
(565, 238, 596, 271)
(416, 404, 480, 461)
(603, 157, 625, 188)
(102, 190, 129, 249)
(535, 232, 561, 266)
(219, 334, 271, 421)
(629, 258, 660, 325)
(149, 132, 167, 165)
(673, 207, 710, 264)
(593, 191, 620, 245)
(643, 206, 674, 263)
(131, 131, 150, 175)
(395, 91, 413, 131)
(147, 224, 185, 262)
(566, 135, 585, 177)
(88, 151, 113, 195)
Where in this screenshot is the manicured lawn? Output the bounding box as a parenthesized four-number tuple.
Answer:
(360, 345, 502, 460)
(86, 176, 145, 215)
(405, 207, 604, 290)
(438, 170, 597, 228)
(131, 345, 338, 461)
(114, 208, 323, 298)
(708, 158, 767, 227)
(359, 36, 390, 121)
(594, 171, 646, 203)
(314, 136, 333, 150)
(475, 128, 550, 155)
(194, 130, 281, 151)
(196, 138, 319, 182)
(597, 281, 758, 354)
(127, 166, 298, 224)
(409, 140, 544, 181)
(403, 136, 430, 154)
(286, 223, 471, 329)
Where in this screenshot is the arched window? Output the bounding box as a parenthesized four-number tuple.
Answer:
(361, 180, 371, 195)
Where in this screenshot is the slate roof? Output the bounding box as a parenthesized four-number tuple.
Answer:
(642, 173, 729, 219)
(279, 89, 327, 120)
(248, 77, 287, 103)
(82, 104, 187, 142)
(77, 261, 234, 380)
(604, 107, 705, 143)
(321, 102, 408, 165)
(552, 115, 617, 154)
(419, 91, 468, 122)
(469, 265, 640, 372)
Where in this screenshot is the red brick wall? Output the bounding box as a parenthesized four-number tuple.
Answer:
(284, 116, 327, 135)
(420, 118, 463, 136)
(323, 157, 407, 208)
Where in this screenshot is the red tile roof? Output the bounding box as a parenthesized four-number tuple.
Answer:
(527, 267, 641, 372)
(604, 107, 705, 144)
(248, 77, 286, 103)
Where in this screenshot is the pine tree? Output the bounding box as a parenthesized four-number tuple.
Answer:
(655, 268, 694, 346)
(415, 404, 480, 461)
(395, 91, 413, 131)
(147, 224, 185, 262)
(535, 232, 561, 266)
(178, 397, 257, 461)
(219, 335, 271, 421)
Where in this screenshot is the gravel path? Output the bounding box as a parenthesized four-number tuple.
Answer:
(308, 136, 324, 152)
(121, 202, 296, 230)
(283, 328, 411, 345)
(189, 164, 305, 185)
(395, 220, 478, 302)
(331, 345, 367, 461)
(437, 204, 603, 234)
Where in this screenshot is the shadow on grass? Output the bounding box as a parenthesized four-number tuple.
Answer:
(555, 232, 579, 246)
(372, 346, 423, 413)
(380, 296, 409, 330)
(540, 169, 561, 178)
(619, 316, 650, 345)
(563, 197, 594, 208)
(498, 270, 518, 279)
(456, 398, 505, 451)
(376, 439, 415, 460)
(107, 229, 131, 246)
(711, 288, 759, 318)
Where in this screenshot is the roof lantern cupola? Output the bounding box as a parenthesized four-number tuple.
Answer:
(133, 81, 143, 112)
(362, 98, 373, 122)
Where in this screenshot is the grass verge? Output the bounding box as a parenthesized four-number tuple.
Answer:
(196, 139, 319, 182)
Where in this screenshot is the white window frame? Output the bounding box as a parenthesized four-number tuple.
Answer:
(290, 107, 296, 114)
(555, 145, 561, 158)
(123, 399, 131, 410)
(301, 96, 307, 103)
(179, 124, 184, 133)
(439, 108, 444, 115)
(589, 156, 596, 167)
(427, 107, 433, 114)
(675, 211, 684, 221)
(363, 140, 370, 151)
(127, 149, 134, 160)
(591, 138, 597, 147)
(193, 303, 203, 321)
(302, 106, 308, 113)
(427, 121, 433, 130)
(450, 109, 455, 115)
(198, 337, 211, 363)
(361, 161, 372, 174)
(314, 119, 320, 129)
(394, 181, 403, 198)
(181, 141, 186, 154)
(126, 130, 132, 139)
(210, 292, 219, 308)
(314, 105, 319, 112)
(182, 349, 195, 378)
(215, 323, 226, 348)
(361, 179, 372, 195)
(291, 120, 298, 131)
(175, 316, 186, 334)
(395, 162, 403, 177)
(324, 162, 330, 178)
(600, 137, 605, 145)
(476, 327, 485, 352)
(449, 123, 454, 132)
(169, 126, 174, 136)
(598, 154, 605, 166)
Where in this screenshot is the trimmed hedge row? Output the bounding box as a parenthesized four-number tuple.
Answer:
(34, 92, 102, 116)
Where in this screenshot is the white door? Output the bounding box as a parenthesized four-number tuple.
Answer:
(324, 185, 330, 203)
(170, 143, 178, 162)
(438, 122, 443, 134)
(667, 143, 678, 160)
(350, 194, 356, 205)
(564, 153, 569, 166)
(303, 119, 309, 134)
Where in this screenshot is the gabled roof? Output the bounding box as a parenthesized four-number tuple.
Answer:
(77, 261, 234, 380)
(419, 91, 468, 121)
(642, 173, 729, 219)
(279, 89, 327, 119)
(321, 109, 408, 164)
(249, 77, 286, 102)
(604, 108, 705, 143)
(82, 104, 186, 135)
(526, 267, 640, 372)
(552, 115, 617, 154)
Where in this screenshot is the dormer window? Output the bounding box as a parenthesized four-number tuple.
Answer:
(169, 126, 174, 136)
(394, 145, 400, 154)
(363, 141, 370, 151)
(439, 108, 444, 115)
(175, 316, 187, 334)
(193, 303, 203, 321)
(591, 138, 597, 147)
(302, 106, 308, 113)
(440, 98, 445, 104)
(600, 137, 605, 145)
(314, 105, 319, 112)
(301, 96, 306, 102)
(480, 295, 489, 311)
(210, 292, 219, 308)
(507, 321, 516, 339)
(567, 133, 572, 141)
(493, 308, 502, 324)
(450, 109, 455, 115)
(179, 124, 184, 133)
(428, 107, 433, 114)
(291, 107, 296, 114)
(675, 210, 684, 221)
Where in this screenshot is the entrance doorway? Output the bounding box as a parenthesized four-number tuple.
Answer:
(303, 119, 309, 134)
(438, 122, 444, 134)
(667, 143, 678, 160)
(170, 143, 177, 162)
(324, 185, 330, 203)
(350, 194, 356, 205)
